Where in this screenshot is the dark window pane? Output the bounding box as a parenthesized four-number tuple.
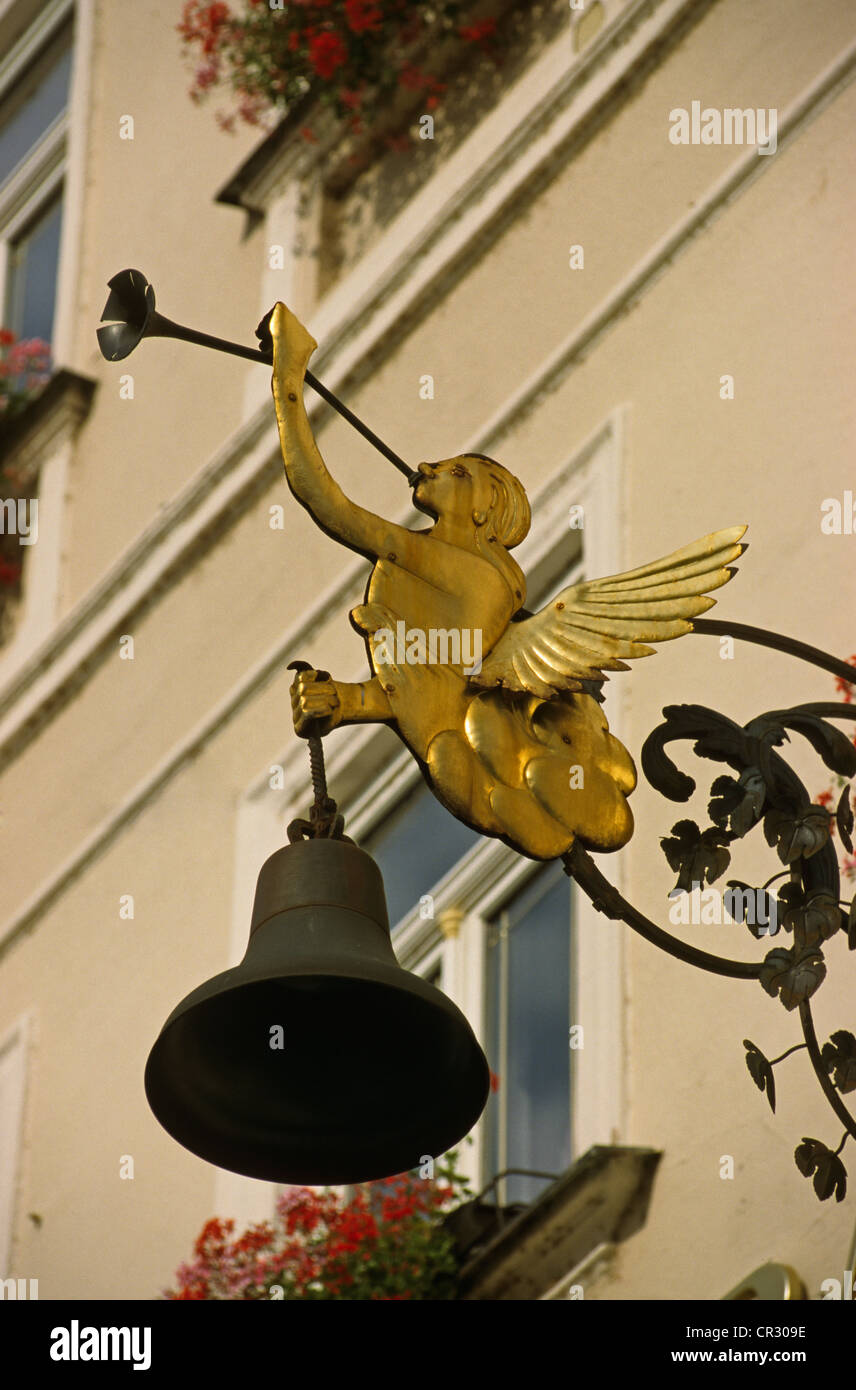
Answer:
(5, 192, 63, 344)
(485, 862, 571, 1206)
(360, 778, 483, 927)
(0, 35, 72, 186)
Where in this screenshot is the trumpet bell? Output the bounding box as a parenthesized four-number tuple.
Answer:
(96, 268, 156, 361)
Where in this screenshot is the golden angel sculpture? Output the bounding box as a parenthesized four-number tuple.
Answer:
(271, 303, 746, 862)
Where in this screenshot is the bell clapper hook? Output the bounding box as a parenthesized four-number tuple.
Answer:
(286, 661, 349, 843)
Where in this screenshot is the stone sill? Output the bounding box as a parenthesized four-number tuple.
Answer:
(454, 1145, 662, 1301)
(0, 368, 97, 483)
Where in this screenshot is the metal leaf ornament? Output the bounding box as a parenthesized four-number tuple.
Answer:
(660, 818, 731, 892)
(748, 710, 856, 778)
(759, 945, 827, 1011)
(763, 805, 831, 863)
(836, 784, 854, 852)
(793, 1137, 847, 1202)
(821, 1031, 856, 1094)
(708, 769, 765, 836)
(743, 1040, 776, 1113)
(727, 881, 779, 939)
(778, 883, 842, 949)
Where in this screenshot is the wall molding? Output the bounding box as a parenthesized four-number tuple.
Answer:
(0, 1011, 32, 1276)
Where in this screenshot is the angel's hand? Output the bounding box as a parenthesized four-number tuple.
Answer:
(267, 302, 318, 395)
(290, 667, 342, 737)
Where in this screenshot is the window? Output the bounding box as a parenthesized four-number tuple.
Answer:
(0, 23, 72, 186)
(361, 777, 482, 932)
(0, 3, 74, 661)
(485, 862, 571, 1207)
(313, 0, 573, 297)
(0, 8, 73, 352)
(4, 190, 63, 342)
(358, 760, 574, 1206)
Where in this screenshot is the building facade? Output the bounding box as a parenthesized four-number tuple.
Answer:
(1, 0, 854, 1299)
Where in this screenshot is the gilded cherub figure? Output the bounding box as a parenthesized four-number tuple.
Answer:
(270, 302, 746, 861)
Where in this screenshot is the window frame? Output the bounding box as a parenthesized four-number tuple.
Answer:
(482, 858, 573, 1207)
(0, 0, 80, 675)
(0, 0, 72, 334)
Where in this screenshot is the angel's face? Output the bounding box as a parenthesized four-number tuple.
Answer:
(411, 456, 492, 521)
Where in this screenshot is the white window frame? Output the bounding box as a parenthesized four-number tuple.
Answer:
(0, 0, 73, 325)
(0, 0, 95, 679)
(221, 410, 628, 1222)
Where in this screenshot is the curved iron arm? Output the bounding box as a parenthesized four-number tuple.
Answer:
(692, 617, 856, 684)
(799, 1001, 856, 1144)
(562, 620, 856, 1201)
(562, 841, 761, 979)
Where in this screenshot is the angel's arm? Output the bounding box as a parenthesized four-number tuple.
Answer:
(270, 303, 419, 566)
(291, 670, 392, 736)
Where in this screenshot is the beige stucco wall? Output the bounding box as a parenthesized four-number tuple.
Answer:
(63, 0, 263, 601)
(1, 0, 854, 1298)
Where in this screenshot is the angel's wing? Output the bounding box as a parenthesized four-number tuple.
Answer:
(472, 525, 747, 698)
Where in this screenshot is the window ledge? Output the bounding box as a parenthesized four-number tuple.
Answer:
(453, 1145, 662, 1301)
(0, 367, 96, 481)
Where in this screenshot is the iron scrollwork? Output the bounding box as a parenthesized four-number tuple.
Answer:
(563, 620, 856, 1203)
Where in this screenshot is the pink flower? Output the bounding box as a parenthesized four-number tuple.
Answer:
(195, 63, 219, 90)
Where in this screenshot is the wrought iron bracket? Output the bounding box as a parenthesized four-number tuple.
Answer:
(562, 619, 856, 1202)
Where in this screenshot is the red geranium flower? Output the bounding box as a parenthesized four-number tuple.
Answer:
(459, 19, 496, 42)
(308, 30, 348, 79)
(344, 0, 383, 33)
(0, 559, 22, 587)
(399, 64, 428, 91)
(835, 667, 855, 702)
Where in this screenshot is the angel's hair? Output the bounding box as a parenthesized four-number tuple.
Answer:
(465, 455, 531, 549)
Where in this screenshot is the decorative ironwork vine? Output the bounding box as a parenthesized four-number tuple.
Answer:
(563, 619, 856, 1204)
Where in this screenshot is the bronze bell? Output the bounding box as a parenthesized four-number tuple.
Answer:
(144, 837, 490, 1185)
